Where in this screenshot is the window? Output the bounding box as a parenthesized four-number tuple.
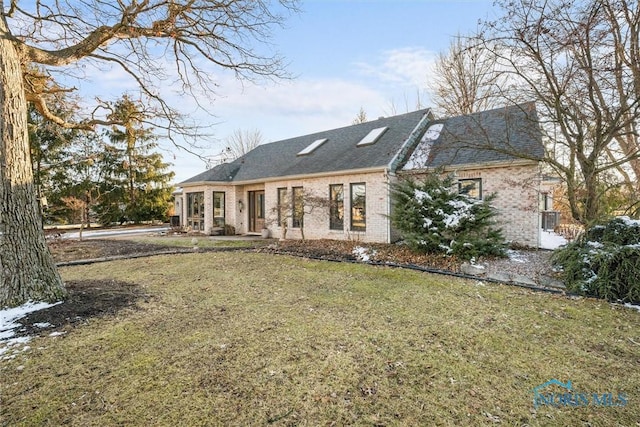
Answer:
(213, 192, 225, 228)
(297, 138, 328, 156)
(542, 192, 551, 211)
(277, 188, 288, 226)
(329, 184, 344, 230)
(292, 186, 303, 228)
(357, 127, 388, 146)
(458, 179, 482, 200)
(186, 192, 205, 231)
(350, 183, 366, 231)
(256, 192, 265, 220)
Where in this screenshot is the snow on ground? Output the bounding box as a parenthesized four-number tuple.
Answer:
(352, 246, 377, 262)
(540, 230, 568, 250)
(1, 301, 61, 357)
(506, 249, 529, 263)
(624, 303, 640, 313)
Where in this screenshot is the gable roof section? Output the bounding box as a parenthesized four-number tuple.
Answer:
(401, 103, 544, 171)
(181, 109, 432, 185)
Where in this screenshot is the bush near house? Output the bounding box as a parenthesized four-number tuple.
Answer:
(552, 216, 640, 303)
(391, 174, 506, 260)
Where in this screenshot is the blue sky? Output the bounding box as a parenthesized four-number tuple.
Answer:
(93, 0, 498, 183)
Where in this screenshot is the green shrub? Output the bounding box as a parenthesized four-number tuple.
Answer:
(391, 174, 506, 260)
(552, 216, 640, 303)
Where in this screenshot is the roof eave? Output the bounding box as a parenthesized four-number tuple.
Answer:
(180, 166, 389, 187)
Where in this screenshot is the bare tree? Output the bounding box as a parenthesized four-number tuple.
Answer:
(352, 107, 368, 125)
(269, 188, 329, 240)
(225, 128, 264, 160)
(385, 89, 427, 116)
(428, 35, 507, 117)
(0, 0, 298, 307)
(205, 128, 264, 167)
(474, 0, 640, 224)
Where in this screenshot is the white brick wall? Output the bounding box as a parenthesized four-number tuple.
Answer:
(450, 164, 542, 247)
(262, 171, 391, 243)
(181, 162, 543, 247)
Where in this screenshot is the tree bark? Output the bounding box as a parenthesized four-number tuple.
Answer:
(0, 17, 66, 307)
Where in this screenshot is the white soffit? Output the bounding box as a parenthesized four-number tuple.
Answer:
(297, 138, 328, 156)
(356, 126, 388, 146)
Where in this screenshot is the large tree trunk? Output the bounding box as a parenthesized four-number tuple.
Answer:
(0, 19, 66, 307)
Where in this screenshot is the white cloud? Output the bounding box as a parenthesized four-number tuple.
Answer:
(353, 47, 437, 88)
(57, 48, 438, 184)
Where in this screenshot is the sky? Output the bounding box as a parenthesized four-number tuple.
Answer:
(82, 0, 498, 184)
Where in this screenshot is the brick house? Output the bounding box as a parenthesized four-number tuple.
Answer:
(176, 103, 554, 247)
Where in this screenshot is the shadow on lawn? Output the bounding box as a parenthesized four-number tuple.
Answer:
(13, 280, 149, 338)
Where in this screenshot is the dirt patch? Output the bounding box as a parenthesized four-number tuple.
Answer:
(11, 279, 149, 339)
(11, 239, 167, 339)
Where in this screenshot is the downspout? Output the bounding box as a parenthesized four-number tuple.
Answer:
(537, 163, 543, 249)
(385, 110, 433, 243)
(385, 167, 391, 243)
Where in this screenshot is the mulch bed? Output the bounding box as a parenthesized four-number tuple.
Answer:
(262, 239, 463, 272)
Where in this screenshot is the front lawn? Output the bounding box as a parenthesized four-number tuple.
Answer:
(2, 252, 638, 426)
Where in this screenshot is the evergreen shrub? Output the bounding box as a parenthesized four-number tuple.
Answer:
(391, 174, 506, 260)
(552, 216, 640, 303)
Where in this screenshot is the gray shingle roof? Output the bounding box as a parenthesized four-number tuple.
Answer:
(181, 109, 431, 184)
(181, 103, 544, 185)
(403, 103, 544, 170)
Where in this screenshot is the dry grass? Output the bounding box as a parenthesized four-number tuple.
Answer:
(2, 252, 639, 426)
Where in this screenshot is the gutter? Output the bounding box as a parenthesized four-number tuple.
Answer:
(384, 110, 433, 244)
(179, 166, 389, 188)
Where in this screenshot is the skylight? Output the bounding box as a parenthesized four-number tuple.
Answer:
(297, 138, 328, 156)
(356, 126, 388, 147)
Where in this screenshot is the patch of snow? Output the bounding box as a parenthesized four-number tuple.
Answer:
(33, 322, 53, 329)
(623, 303, 640, 313)
(540, 230, 567, 250)
(414, 189, 431, 202)
(1, 301, 60, 339)
(403, 125, 443, 170)
(619, 216, 640, 226)
(0, 300, 61, 357)
(353, 246, 377, 262)
(0, 336, 32, 357)
(507, 250, 529, 263)
(49, 331, 66, 337)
